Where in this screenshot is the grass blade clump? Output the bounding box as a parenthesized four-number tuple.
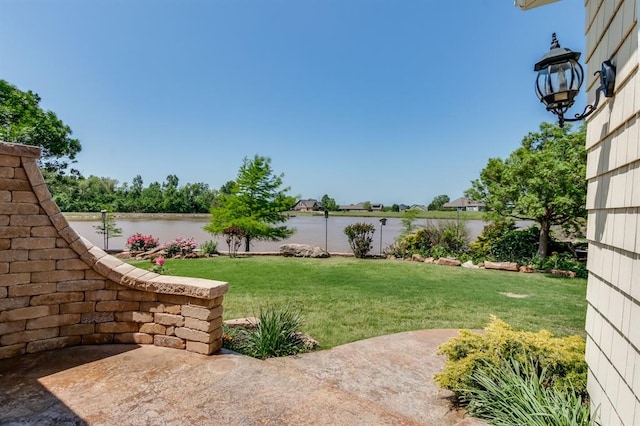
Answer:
(460, 358, 594, 426)
(236, 305, 306, 359)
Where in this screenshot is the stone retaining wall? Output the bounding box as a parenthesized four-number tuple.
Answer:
(0, 141, 228, 359)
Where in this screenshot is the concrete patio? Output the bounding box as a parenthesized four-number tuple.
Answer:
(0, 329, 484, 425)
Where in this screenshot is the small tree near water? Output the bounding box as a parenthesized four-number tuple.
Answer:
(344, 222, 375, 258)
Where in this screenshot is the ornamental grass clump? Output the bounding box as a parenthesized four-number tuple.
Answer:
(223, 305, 307, 359)
(461, 358, 594, 425)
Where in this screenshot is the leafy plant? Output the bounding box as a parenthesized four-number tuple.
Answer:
(435, 317, 588, 400)
(126, 233, 159, 252)
(531, 253, 587, 278)
(489, 226, 540, 263)
(150, 256, 167, 274)
(223, 305, 307, 359)
(460, 357, 594, 425)
(164, 236, 197, 257)
(200, 240, 218, 256)
(392, 220, 468, 259)
(344, 222, 375, 258)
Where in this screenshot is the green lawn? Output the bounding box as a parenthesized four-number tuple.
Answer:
(132, 257, 587, 349)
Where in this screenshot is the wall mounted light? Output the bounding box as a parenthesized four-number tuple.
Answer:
(534, 33, 616, 127)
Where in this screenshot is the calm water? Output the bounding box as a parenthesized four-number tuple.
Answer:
(68, 216, 531, 253)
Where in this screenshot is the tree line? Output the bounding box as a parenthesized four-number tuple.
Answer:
(43, 171, 221, 213)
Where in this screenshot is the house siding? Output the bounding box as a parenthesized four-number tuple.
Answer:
(583, 0, 640, 423)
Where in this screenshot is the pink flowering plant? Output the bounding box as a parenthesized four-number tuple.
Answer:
(126, 233, 159, 252)
(164, 237, 197, 257)
(150, 256, 166, 274)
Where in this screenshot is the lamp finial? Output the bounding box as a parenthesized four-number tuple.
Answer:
(550, 33, 560, 49)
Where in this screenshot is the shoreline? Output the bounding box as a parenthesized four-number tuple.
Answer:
(62, 210, 485, 222)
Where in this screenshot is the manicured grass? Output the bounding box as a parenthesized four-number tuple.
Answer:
(131, 257, 587, 349)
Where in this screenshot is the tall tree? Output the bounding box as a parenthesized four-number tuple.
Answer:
(465, 122, 587, 258)
(0, 79, 81, 173)
(428, 194, 450, 211)
(205, 155, 296, 252)
(320, 194, 338, 211)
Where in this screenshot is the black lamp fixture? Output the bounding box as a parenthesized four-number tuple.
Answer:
(534, 33, 616, 127)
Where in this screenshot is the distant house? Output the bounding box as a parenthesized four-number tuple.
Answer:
(409, 204, 428, 211)
(370, 203, 384, 211)
(292, 199, 321, 212)
(442, 197, 485, 212)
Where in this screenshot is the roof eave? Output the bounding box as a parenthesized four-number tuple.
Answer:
(515, 0, 562, 10)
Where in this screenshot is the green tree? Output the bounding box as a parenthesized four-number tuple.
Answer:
(320, 194, 338, 211)
(428, 194, 450, 211)
(205, 155, 296, 252)
(93, 211, 122, 251)
(0, 79, 81, 173)
(465, 122, 586, 258)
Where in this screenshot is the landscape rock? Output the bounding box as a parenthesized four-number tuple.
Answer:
(484, 261, 519, 272)
(279, 244, 329, 258)
(461, 260, 479, 269)
(436, 257, 462, 267)
(550, 269, 577, 278)
(294, 332, 320, 351)
(224, 317, 260, 331)
(519, 265, 535, 273)
(424, 257, 436, 264)
(411, 254, 425, 262)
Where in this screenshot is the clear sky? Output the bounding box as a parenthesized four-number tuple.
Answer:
(0, 0, 585, 206)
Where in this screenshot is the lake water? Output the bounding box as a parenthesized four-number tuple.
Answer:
(67, 216, 532, 253)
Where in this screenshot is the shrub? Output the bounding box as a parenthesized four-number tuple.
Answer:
(393, 220, 468, 259)
(200, 240, 218, 256)
(223, 306, 307, 359)
(461, 357, 594, 425)
(126, 233, 159, 252)
(344, 222, 375, 258)
(435, 317, 588, 400)
(164, 236, 197, 257)
(489, 226, 540, 263)
(531, 253, 588, 278)
(469, 220, 516, 260)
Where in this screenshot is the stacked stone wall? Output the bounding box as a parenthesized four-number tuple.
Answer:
(0, 142, 228, 359)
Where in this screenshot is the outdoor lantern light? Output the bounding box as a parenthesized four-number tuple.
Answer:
(534, 33, 616, 127)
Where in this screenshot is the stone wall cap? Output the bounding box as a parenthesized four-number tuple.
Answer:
(146, 275, 228, 299)
(0, 141, 41, 158)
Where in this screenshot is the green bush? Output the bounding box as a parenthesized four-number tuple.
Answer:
(489, 226, 540, 263)
(344, 222, 375, 258)
(435, 317, 588, 400)
(390, 220, 468, 259)
(532, 253, 588, 278)
(461, 357, 594, 425)
(469, 219, 516, 260)
(223, 306, 307, 359)
(200, 240, 218, 255)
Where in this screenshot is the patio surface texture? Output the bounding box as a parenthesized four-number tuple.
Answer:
(0, 329, 485, 425)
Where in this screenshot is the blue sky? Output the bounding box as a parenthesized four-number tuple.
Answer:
(0, 0, 585, 206)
